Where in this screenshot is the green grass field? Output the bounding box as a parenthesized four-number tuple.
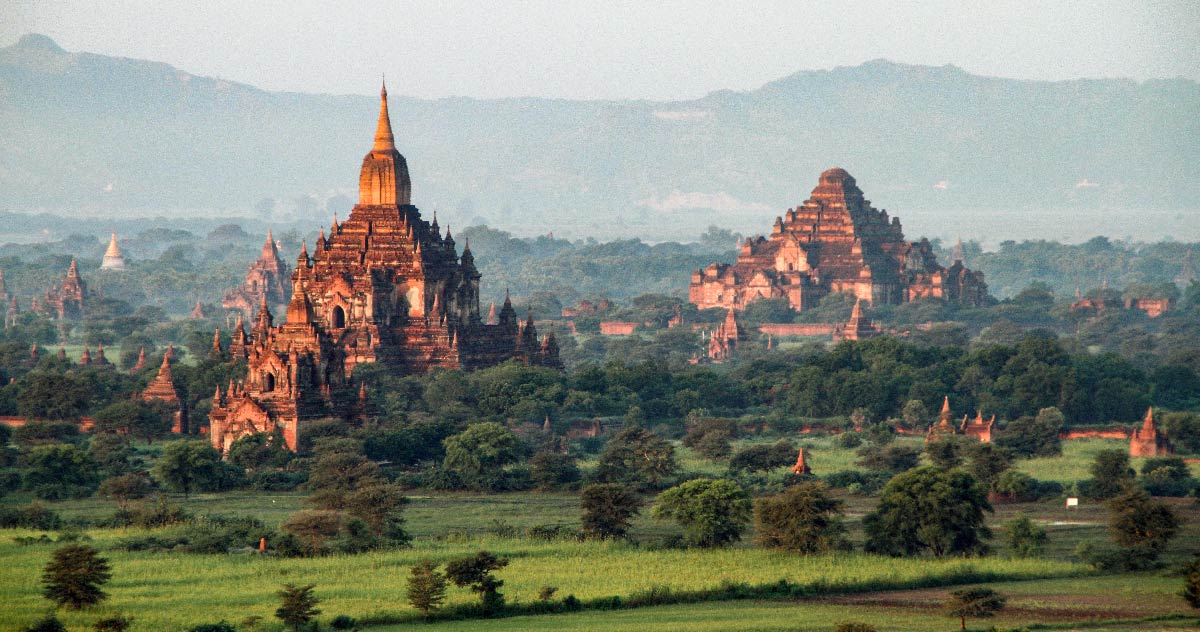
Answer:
(2, 434, 1197, 631)
(378, 574, 1196, 631)
(0, 527, 1088, 632)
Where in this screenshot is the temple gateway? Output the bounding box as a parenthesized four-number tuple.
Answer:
(209, 83, 559, 452)
(689, 168, 988, 312)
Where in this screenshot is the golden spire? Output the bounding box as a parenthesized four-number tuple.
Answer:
(373, 79, 395, 152)
(104, 232, 122, 258)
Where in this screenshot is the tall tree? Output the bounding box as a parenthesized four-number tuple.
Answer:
(306, 450, 385, 510)
(652, 478, 752, 548)
(22, 443, 99, 500)
(441, 422, 523, 490)
(864, 466, 992, 557)
(994, 407, 1063, 457)
(445, 551, 510, 615)
(1181, 553, 1200, 610)
(754, 481, 848, 554)
(580, 483, 641, 540)
(92, 401, 171, 444)
(152, 440, 228, 497)
(1107, 487, 1179, 554)
(406, 560, 448, 619)
(529, 451, 580, 491)
(595, 427, 678, 490)
(41, 544, 111, 610)
(943, 587, 1006, 630)
(342, 483, 411, 542)
(281, 510, 342, 557)
(275, 584, 321, 632)
(1087, 449, 1136, 499)
(97, 473, 152, 510)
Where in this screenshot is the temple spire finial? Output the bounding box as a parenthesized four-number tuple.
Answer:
(373, 77, 396, 152)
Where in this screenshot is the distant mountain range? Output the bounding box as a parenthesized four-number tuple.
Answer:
(2, 33, 1197, 242)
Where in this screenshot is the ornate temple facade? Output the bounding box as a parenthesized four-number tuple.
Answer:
(689, 168, 988, 313)
(209, 84, 558, 452)
(35, 258, 88, 320)
(706, 308, 744, 363)
(221, 229, 291, 317)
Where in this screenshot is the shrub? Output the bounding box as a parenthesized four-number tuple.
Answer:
(0, 501, 63, 530)
(1004, 513, 1048, 557)
(97, 473, 153, 510)
(822, 469, 889, 494)
(25, 615, 67, 632)
(529, 451, 580, 490)
(186, 624, 236, 632)
(727, 440, 795, 473)
(834, 624, 877, 632)
(248, 470, 307, 491)
(1139, 457, 1196, 497)
(855, 444, 920, 474)
(1181, 553, 1200, 609)
(835, 432, 863, 449)
(126, 497, 189, 528)
(329, 614, 357, 630)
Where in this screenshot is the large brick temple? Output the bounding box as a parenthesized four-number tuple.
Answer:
(689, 168, 988, 312)
(221, 229, 291, 317)
(209, 83, 558, 452)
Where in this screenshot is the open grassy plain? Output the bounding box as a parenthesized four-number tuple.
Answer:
(380, 574, 1195, 632)
(1, 435, 1196, 631)
(0, 526, 1088, 631)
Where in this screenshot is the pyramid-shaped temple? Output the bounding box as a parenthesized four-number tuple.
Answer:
(209, 83, 558, 452)
(690, 168, 988, 312)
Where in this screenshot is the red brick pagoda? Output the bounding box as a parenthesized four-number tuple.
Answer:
(690, 168, 988, 313)
(209, 83, 558, 452)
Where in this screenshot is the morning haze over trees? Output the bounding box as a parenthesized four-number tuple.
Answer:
(0, 17, 1198, 632)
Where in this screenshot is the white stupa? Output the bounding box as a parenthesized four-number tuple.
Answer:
(100, 232, 127, 270)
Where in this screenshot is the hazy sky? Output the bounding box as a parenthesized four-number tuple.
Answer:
(2, 1, 1198, 100)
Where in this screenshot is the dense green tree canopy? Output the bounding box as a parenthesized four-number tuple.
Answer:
(864, 466, 992, 557)
(652, 478, 752, 548)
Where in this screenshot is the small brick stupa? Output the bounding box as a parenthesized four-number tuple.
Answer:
(926, 396, 959, 443)
(1130, 407, 1169, 457)
(140, 345, 186, 433)
(791, 448, 812, 475)
(833, 298, 882, 342)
